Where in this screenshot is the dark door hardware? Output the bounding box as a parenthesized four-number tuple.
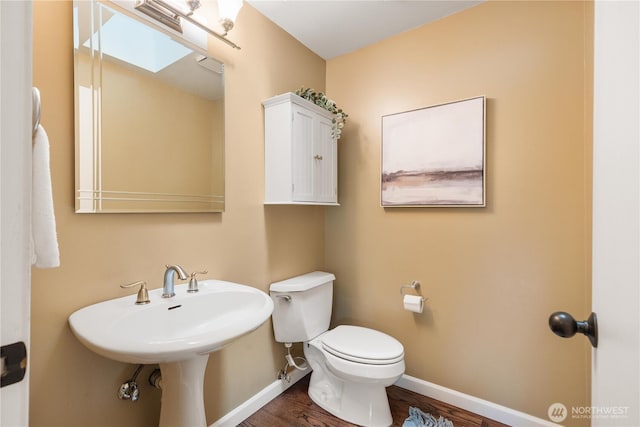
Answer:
(549, 311, 598, 348)
(1, 341, 27, 387)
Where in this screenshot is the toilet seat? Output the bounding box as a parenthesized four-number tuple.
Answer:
(321, 325, 404, 365)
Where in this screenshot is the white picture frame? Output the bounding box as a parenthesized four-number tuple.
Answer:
(381, 96, 486, 207)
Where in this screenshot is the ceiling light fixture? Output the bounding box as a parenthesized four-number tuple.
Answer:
(134, 0, 242, 50)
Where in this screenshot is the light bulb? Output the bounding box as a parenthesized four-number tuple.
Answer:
(217, 0, 242, 34)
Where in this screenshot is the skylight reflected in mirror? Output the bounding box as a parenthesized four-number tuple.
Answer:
(83, 5, 191, 73)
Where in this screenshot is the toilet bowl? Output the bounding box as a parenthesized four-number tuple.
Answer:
(304, 325, 405, 426)
(269, 272, 405, 427)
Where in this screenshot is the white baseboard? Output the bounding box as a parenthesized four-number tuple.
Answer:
(395, 374, 558, 427)
(209, 368, 308, 427)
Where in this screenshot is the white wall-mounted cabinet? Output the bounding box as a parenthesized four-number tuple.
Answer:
(263, 93, 338, 205)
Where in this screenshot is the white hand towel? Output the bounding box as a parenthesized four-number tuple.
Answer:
(32, 124, 60, 268)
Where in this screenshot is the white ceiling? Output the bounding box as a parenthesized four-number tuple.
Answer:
(247, 0, 483, 59)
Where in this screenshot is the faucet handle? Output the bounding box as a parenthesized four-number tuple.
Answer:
(187, 270, 208, 293)
(120, 281, 150, 305)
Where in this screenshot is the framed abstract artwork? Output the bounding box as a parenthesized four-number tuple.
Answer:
(381, 96, 486, 207)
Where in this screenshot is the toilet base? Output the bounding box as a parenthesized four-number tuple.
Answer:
(304, 335, 399, 427)
(302, 329, 405, 427)
(307, 368, 393, 427)
(305, 345, 393, 427)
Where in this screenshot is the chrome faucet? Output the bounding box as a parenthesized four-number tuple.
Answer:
(163, 264, 188, 298)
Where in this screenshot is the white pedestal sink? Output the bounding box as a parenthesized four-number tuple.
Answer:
(69, 280, 274, 427)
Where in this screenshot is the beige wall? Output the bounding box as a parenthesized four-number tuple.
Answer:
(326, 1, 593, 425)
(31, 1, 325, 425)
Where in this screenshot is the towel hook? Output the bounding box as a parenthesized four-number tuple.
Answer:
(32, 87, 41, 138)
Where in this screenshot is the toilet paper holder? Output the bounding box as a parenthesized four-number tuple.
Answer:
(400, 281, 425, 301)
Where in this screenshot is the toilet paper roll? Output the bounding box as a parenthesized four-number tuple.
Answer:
(403, 294, 424, 313)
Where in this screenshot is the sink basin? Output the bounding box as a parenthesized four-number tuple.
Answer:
(69, 279, 273, 364)
(68, 279, 273, 427)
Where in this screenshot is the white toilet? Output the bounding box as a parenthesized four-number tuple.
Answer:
(270, 271, 405, 427)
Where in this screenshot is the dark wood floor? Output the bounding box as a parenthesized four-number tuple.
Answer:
(239, 374, 510, 427)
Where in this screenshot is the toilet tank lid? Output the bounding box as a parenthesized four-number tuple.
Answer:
(269, 271, 335, 292)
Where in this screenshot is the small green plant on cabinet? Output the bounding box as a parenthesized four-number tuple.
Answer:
(295, 87, 348, 140)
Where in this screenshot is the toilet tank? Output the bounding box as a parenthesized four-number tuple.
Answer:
(269, 271, 334, 343)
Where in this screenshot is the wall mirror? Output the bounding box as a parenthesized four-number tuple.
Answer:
(74, 0, 225, 213)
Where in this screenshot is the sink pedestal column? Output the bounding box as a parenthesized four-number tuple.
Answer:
(158, 355, 209, 427)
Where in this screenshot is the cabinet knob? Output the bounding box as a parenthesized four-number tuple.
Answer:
(314, 155, 323, 160)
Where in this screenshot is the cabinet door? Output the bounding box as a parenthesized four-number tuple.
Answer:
(291, 105, 315, 202)
(314, 115, 337, 203)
